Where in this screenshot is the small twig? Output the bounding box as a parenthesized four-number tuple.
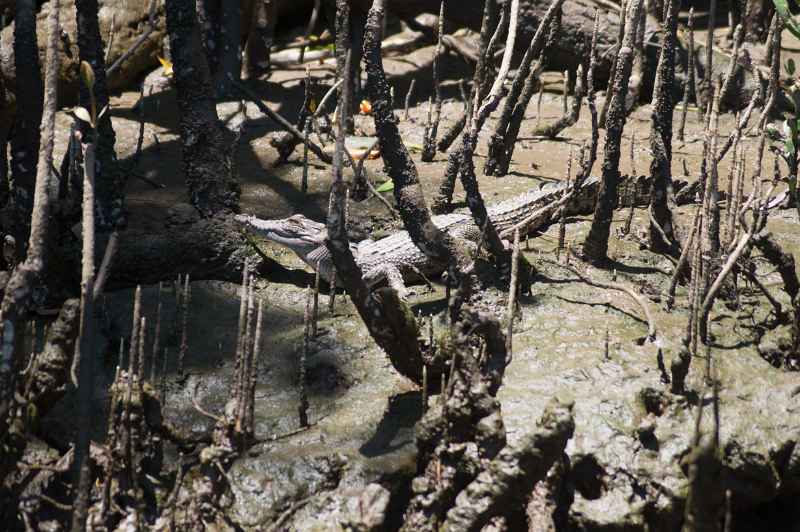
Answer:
(404, 78, 416, 121)
(506, 229, 521, 359)
(543, 257, 657, 341)
(230, 76, 332, 163)
(192, 381, 223, 423)
(107, 0, 158, 78)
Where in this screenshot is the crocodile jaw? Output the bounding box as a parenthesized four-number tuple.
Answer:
(235, 213, 327, 264)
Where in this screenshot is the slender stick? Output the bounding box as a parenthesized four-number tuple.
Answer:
(72, 107, 97, 532)
(151, 282, 163, 383)
(506, 229, 521, 357)
(178, 274, 190, 376)
(230, 77, 332, 163)
(666, 207, 701, 309)
(301, 118, 310, 194)
(299, 287, 311, 427)
(677, 9, 695, 142)
(404, 78, 416, 121)
(312, 265, 320, 338)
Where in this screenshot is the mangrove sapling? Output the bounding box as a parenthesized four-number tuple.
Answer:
(530, 64, 585, 139)
(454, 0, 530, 276)
(483, 0, 565, 177)
(598, 0, 627, 128)
(327, 2, 442, 385)
(300, 286, 311, 428)
(622, 133, 638, 236)
(701, 83, 722, 259)
(71, 59, 101, 532)
(506, 228, 521, 358)
(648, 0, 680, 255)
(178, 274, 190, 377)
(166, 0, 241, 216)
(434, 0, 500, 212)
(76, 0, 124, 229)
(699, 181, 777, 341)
(676, 8, 696, 143)
(7, 0, 44, 258)
(421, 1, 444, 163)
(583, 0, 643, 264)
(0, 0, 60, 422)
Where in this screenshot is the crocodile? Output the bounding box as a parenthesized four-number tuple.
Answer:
(235, 174, 652, 296)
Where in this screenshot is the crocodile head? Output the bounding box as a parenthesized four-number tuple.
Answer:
(235, 213, 328, 265)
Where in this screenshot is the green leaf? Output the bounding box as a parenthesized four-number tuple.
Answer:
(773, 0, 800, 40)
(788, 58, 797, 76)
(375, 180, 395, 193)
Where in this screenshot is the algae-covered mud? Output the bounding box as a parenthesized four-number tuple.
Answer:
(3, 0, 800, 530)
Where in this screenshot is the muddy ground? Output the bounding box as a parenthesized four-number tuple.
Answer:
(31, 16, 800, 531)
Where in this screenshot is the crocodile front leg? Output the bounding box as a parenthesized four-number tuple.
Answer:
(364, 264, 409, 300)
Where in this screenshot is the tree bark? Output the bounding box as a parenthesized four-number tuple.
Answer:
(6, 0, 42, 261)
(214, 0, 242, 97)
(582, 0, 642, 263)
(165, 0, 240, 216)
(648, 0, 679, 255)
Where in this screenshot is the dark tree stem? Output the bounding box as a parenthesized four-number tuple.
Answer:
(7, 0, 43, 260)
(421, 1, 444, 162)
(483, 0, 564, 177)
(363, 0, 465, 272)
(648, 0, 680, 255)
(582, 0, 642, 263)
(676, 8, 695, 143)
(214, 0, 242, 97)
(165, 0, 240, 216)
